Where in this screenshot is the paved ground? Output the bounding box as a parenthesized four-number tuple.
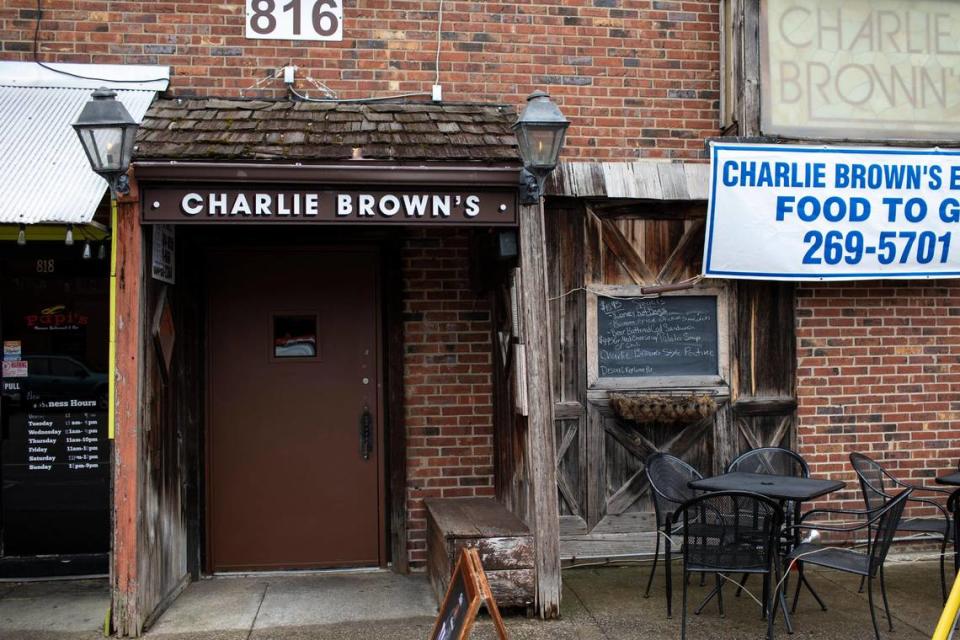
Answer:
(0, 556, 950, 639)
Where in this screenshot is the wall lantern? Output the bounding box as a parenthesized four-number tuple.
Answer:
(72, 88, 138, 196)
(72, 87, 138, 443)
(512, 91, 569, 205)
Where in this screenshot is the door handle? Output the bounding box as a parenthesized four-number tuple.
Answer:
(360, 405, 373, 460)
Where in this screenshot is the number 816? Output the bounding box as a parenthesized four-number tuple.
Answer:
(249, 0, 340, 38)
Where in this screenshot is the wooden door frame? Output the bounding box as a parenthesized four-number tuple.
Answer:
(201, 244, 387, 573)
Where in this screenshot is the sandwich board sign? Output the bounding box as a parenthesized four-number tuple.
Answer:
(430, 547, 508, 640)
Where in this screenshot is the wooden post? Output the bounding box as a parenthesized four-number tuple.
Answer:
(731, 0, 761, 137)
(518, 200, 562, 618)
(111, 185, 145, 636)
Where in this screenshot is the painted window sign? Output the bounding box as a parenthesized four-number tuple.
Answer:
(704, 143, 960, 281)
(245, 0, 342, 41)
(762, 0, 960, 140)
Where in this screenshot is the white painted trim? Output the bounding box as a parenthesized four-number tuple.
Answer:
(0, 61, 170, 91)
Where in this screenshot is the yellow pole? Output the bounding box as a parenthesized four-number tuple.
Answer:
(108, 197, 118, 440)
(932, 570, 960, 640)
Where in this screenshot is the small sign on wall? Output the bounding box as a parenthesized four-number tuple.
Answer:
(2, 360, 27, 378)
(151, 225, 175, 284)
(3, 341, 21, 361)
(245, 0, 343, 41)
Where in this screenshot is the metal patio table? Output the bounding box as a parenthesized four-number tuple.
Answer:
(935, 471, 960, 572)
(688, 472, 846, 632)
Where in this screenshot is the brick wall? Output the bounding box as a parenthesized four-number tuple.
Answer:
(0, 0, 720, 159)
(796, 281, 960, 519)
(402, 229, 494, 567)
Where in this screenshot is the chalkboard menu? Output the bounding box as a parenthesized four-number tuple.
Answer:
(596, 295, 719, 378)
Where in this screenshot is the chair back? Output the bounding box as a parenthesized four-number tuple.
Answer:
(675, 490, 783, 573)
(646, 453, 703, 527)
(726, 447, 810, 478)
(850, 452, 894, 511)
(867, 488, 912, 576)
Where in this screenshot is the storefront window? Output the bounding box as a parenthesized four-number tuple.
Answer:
(0, 243, 109, 568)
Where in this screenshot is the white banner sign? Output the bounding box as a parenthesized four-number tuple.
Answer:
(704, 143, 960, 281)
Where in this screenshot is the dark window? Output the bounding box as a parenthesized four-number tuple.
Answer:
(273, 315, 318, 358)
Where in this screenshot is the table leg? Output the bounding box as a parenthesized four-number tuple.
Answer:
(779, 499, 798, 633)
(771, 561, 795, 634)
(953, 490, 960, 574)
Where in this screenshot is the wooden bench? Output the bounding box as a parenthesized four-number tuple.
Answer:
(425, 497, 535, 610)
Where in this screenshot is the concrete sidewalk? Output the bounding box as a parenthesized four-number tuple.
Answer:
(0, 558, 948, 639)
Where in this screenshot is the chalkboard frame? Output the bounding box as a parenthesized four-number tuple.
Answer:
(586, 285, 730, 391)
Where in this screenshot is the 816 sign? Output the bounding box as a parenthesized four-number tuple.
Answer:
(245, 0, 342, 41)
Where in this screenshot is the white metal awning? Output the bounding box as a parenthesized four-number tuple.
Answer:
(0, 61, 169, 225)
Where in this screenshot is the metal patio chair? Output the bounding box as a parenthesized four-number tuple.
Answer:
(645, 453, 704, 617)
(787, 488, 912, 640)
(849, 452, 951, 601)
(727, 447, 810, 478)
(726, 447, 810, 599)
(675, 490, 784, 640)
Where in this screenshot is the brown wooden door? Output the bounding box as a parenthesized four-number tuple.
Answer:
(206, 248, 381, 572)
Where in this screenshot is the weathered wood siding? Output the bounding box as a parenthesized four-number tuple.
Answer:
(112, 192, 144, 637)
(136, 226, 197, 632)
(491, 276, 529, 523)
(113, 191, 197, 635)
(425, 498, 534, 609)
(546, 198, 796, 561)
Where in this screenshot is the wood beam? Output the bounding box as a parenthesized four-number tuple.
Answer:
(518, 200, 561, 619)
(598, 216, 656, 285)
(112, 184, 145, 636)
(731, 396, 798, 417)
(656, 219, 705, 284)
(384, 239, 409, 574)
(589, 199, 706, 220)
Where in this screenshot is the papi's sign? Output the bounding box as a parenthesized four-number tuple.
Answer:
(762, 0, 960, 140)
(141, 188, 517, 226)
(704, 143, 960, 281)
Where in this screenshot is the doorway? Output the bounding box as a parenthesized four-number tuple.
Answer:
(205, 247, 383, 572)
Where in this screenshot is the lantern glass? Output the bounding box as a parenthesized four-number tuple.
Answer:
(78, 126, 125, 173)
(516, 124, 568, 173)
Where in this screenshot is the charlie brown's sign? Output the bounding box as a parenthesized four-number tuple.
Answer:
(763, 0, 960, 140)
(141, 187, 517, 226)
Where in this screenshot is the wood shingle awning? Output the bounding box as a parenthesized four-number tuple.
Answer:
(134, 98, 521, 164)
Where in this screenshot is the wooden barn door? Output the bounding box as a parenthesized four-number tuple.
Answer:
(546, 202, 796, 560)
(721, 281, 797, 472)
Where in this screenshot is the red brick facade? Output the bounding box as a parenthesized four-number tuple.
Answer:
(0, 0, 720, 159)
(402, 230, 494, 566)
(796, 281, 960, 517)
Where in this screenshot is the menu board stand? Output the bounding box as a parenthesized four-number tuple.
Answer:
(430, 547, 509, 640)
